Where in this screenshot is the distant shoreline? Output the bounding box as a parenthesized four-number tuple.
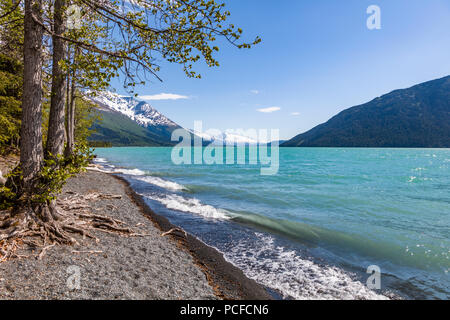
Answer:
(91, 145, 450, 149)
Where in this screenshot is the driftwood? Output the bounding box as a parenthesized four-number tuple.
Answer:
(72, 250, 103, 254)
(82, 192, 122, 200)
(161, 228, 188, 239)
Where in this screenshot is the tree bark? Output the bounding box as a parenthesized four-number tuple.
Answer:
(64, 70, 69, 146)
(20, 0, 44, 186)
(64, 60, 76, 158)
(46, 0, 67, 158)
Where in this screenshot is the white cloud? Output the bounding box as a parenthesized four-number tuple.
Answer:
(139, 93, 189, 101)
(291, 112, 300, 116)
(257, 106, 281, 113)
(250, 89, 259, 94)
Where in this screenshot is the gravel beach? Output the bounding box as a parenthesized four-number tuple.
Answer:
(0, 171, 271, 300)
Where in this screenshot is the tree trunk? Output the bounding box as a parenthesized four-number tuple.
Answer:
(64, 70, 69, 146)
(64, 63, 76, 158)
(20, 0, 44, 187)
(64, 45, 80, 158)
(46, 0, 67, 158)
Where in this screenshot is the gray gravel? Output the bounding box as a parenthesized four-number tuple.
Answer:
(0, 171, 217, 300)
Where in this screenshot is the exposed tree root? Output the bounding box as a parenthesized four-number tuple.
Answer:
(38, 244, 55, 260)
(0, 191, 148, 262)
(0, 239, 20, 262)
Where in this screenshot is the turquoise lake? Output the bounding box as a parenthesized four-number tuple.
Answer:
(94, 147, 450, 299)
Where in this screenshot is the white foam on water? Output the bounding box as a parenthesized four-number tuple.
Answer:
(146, 193, 231, 220)
(223, 232, 389, 300)
(135, 176, 186, 192)
(94, 157, 108, 163)
(117, 168, 147, 176)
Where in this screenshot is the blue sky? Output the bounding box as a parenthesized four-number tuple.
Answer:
(111, 0, 450, 140)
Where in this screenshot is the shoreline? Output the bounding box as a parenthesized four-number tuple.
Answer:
(111, 174, 273, 300)
(0, 170, 271, 300)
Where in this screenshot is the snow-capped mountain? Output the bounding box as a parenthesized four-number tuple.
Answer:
(188, 129, 269, 145)
(86, 90, 274, 147)
(86, 90, 182, 146)
(87, 91, 179, 129)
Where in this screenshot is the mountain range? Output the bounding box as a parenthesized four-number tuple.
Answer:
(87, 91, 181, 146)
(87, 92, 262, 146)
(87, 76, 449, 148)
(282, 76, 450, 148)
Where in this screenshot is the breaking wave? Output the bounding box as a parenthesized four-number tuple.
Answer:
(145, 193, 231, 220)
(134, 176, 186, 192)
(223, 232, 389, 300)
(117, 168, 147, 176)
